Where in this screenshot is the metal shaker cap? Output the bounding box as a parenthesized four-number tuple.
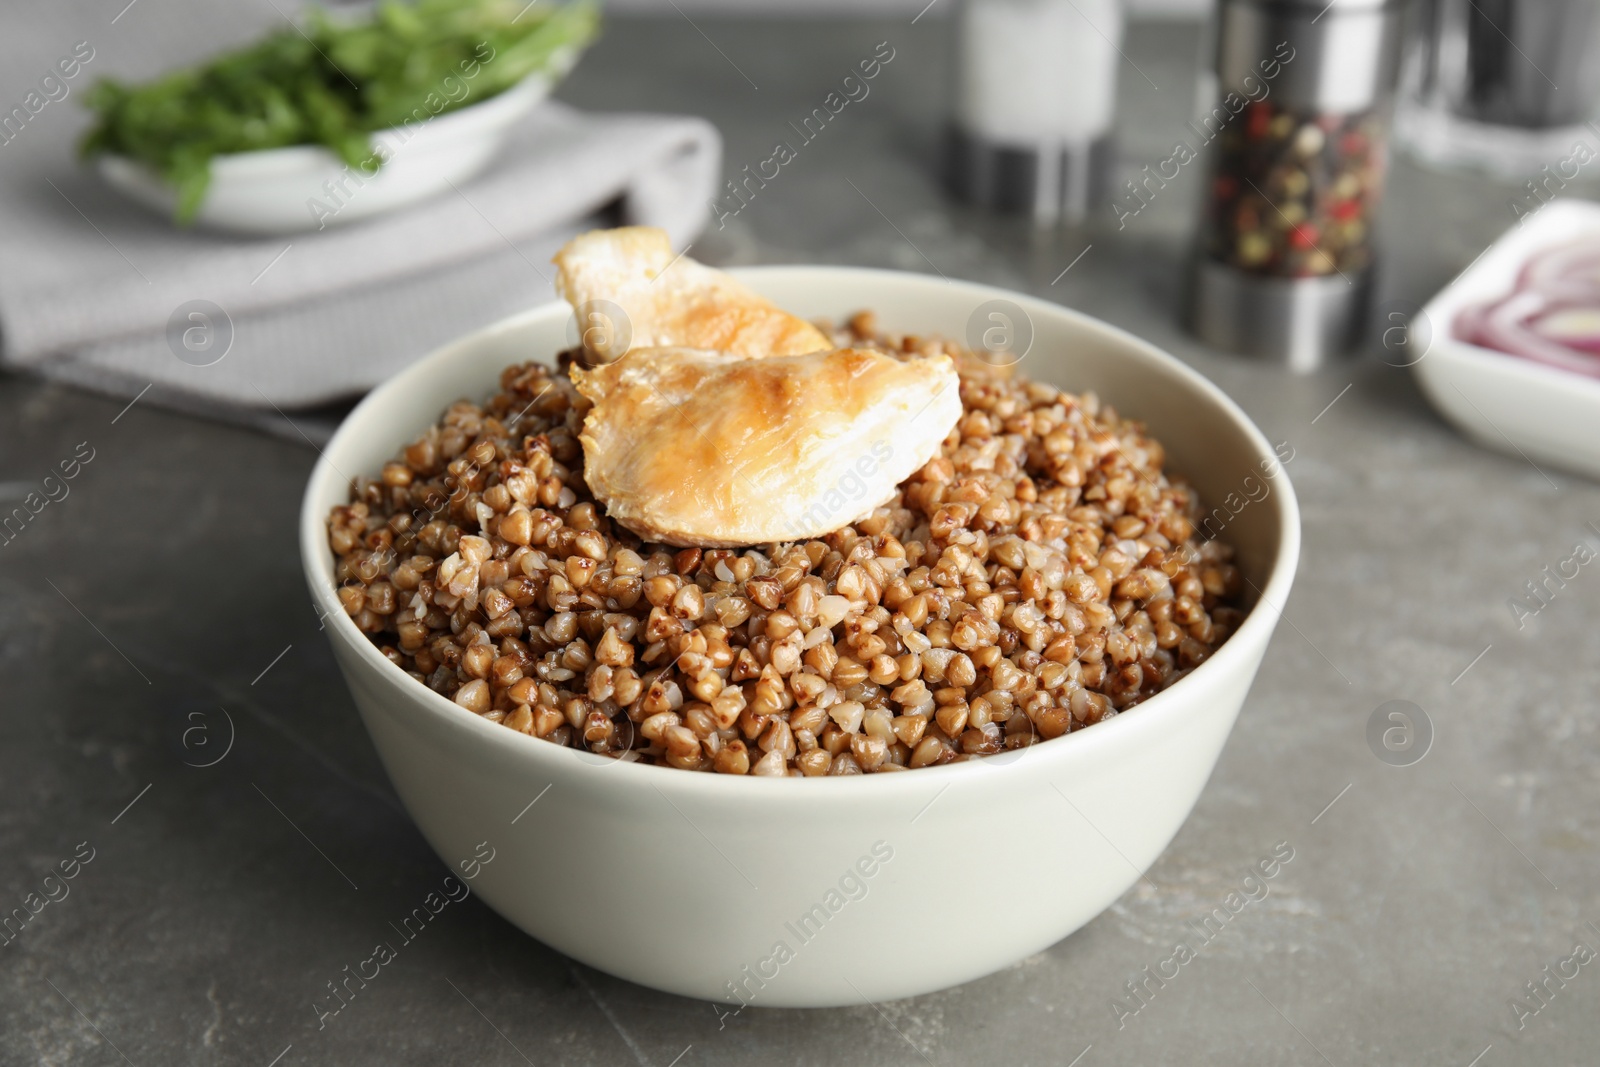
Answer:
(1215, 0, 1404, 112)
(1251, 0, 1396, 10)
(1189, 264, 1372, 371)
(946, 127, 1112, 226)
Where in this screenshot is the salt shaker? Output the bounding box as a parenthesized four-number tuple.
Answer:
(1186, 0, 1405, 371)
(947, 0, 1122, 225)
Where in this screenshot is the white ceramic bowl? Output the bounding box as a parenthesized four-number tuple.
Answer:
(300, 268, 1300, 1007)
(1413, 198, 1600, 481)
(98, 67, 563, 235)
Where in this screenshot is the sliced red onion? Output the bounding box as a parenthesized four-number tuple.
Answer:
(1465, 290, 1600, 378)
(1529, 306, 1600, 355)
(1517, 240, 1600, 301)
(1454, 236, 1600, 378)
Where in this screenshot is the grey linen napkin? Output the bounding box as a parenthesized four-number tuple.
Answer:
(0, 101, 720, 425)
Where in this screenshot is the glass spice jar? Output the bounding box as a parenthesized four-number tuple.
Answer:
(1203, 101, 1387, 277)
(1187, 0, 1405, 370)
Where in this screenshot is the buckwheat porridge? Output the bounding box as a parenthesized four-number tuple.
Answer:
(325, 228, 1245, 775)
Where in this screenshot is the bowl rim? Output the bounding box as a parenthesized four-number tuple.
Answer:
(300, 265, 1302, 796)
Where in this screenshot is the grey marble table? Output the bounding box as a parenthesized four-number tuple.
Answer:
(3, 13, 1598, 1067)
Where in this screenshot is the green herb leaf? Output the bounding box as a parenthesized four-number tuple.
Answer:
(80, 0, 598, 225)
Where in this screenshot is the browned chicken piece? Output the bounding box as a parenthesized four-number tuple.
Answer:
(553, 226, 832, 362)
(571, 346, 962, 546)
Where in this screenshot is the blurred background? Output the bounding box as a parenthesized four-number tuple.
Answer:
(3, 0, 1600, 1064)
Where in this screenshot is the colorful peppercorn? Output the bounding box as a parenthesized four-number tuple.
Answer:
(1199, 100, 1386, 278)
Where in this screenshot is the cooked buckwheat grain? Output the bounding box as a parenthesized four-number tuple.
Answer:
(326, 313, 1246, 774)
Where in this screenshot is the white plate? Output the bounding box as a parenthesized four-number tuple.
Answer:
(96, 66, 564, 235)
(1412, 198, 1600, 481)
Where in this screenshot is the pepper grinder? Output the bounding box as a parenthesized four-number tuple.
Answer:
(947, 0, 1122, 225)
(1186, 0, 1406, 371)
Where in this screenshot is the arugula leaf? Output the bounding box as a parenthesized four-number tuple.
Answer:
(80, 0, 598, 224)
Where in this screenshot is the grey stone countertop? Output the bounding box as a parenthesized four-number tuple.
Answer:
(3, 13, 1598, 1067)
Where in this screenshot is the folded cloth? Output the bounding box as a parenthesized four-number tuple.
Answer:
(0, 101, 720, 420)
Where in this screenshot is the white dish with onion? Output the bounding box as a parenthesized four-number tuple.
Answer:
(1413, 198, 1600, 481)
